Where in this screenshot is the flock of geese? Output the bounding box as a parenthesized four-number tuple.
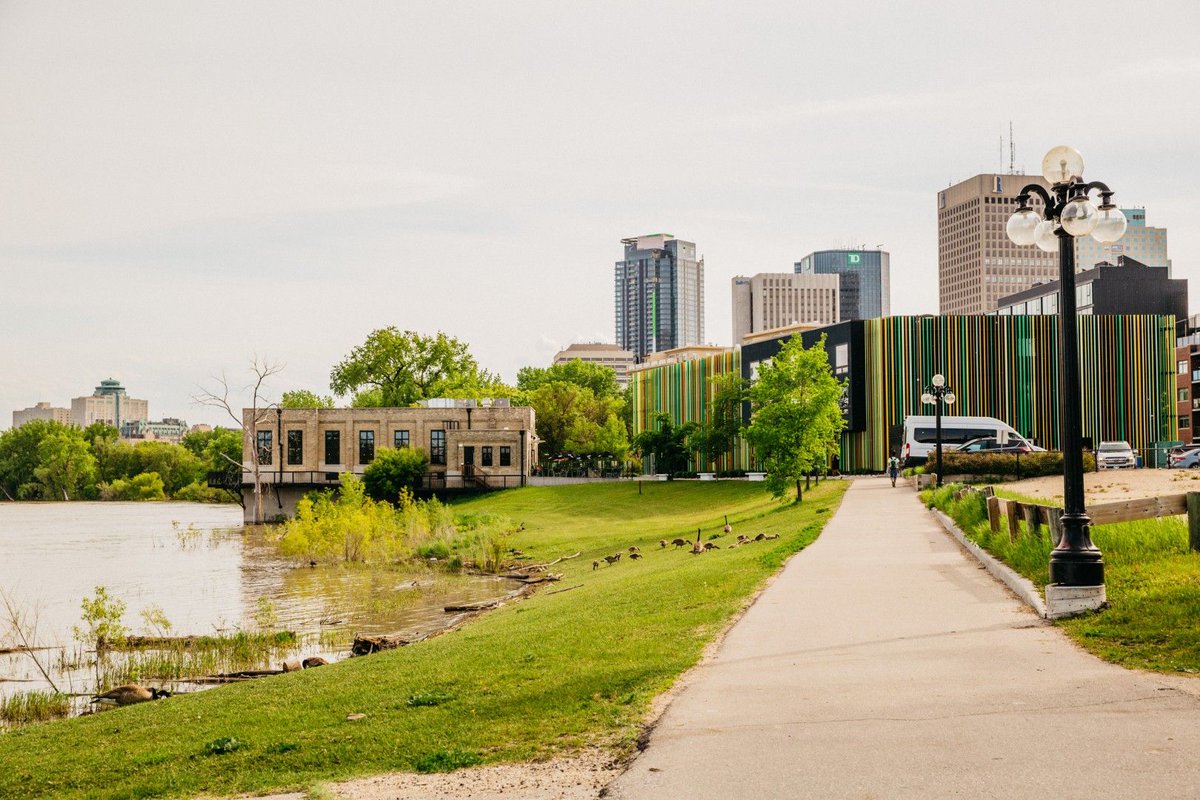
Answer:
(592, 515, 780, 570)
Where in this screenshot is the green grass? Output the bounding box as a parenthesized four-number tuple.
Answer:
(0, 479, 847, 799)
(0, 691, 71, 727)
(924, 484, 1200, 674)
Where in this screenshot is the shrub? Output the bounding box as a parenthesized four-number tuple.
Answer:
(938, 450, 1096, 479)
(99, 472, 166, 501)
(173, 480, 228, 503)
(362, 448, 429, 502)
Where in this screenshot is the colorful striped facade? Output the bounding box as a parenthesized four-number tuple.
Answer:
(631, 315, 1176, 473)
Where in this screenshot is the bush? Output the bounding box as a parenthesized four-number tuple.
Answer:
(938, 450, 1096, 479)
(98, 472, 166, 501)
(362, 448, 429, 502)
(173, 480, 228, 503)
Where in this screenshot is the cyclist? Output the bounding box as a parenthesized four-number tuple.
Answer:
(887, 452, 901, 487)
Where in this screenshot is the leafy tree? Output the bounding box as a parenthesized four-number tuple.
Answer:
(100, 472, 166, 501)
(632, 413, 695, 477)
(744, 334, 845, 502)
(82, 423, 119, 449)
(182, 427, 244, 475)
(0, 420, 62, 500)
(687, 373, 748, 471)
(330, 328, 505, 407)
(362, 448, 430, 502)
(526, 382, 629, 461)
(279, 390, 335, 409)
(32, 428, 97, 500)
(517, 359, 621, 400)
(129, 441, 203, 495)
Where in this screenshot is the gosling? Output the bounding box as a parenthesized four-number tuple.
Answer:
(628, 545, 641, 553)
(671, 538, 688, 548)
(592, 560, 600, 570)
(629, 552, 643, 560)
(91, 685, 171, 706)
(659, 539, 668, 548)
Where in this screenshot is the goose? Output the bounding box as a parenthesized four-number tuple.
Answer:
(671, 538, 688, 548)
(603, 553, 622, 565)
(723, 515, 732, 535)
(753, 533, 767, 542)
(91, 685, 170, 706)
(629, 552, 643, 560)
(765, 533, 780, 540)
(703, 542, 720, 551)
(659, 539, 668, 548)
(592, 560, 600, 570)
(628, 545, 641, 553)
(302, 656, 329, 668)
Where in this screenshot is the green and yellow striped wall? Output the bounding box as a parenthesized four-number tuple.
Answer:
(631, 315, 1176, 474)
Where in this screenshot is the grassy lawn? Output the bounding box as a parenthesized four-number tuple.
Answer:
(923, 484, 1200, 674)
(0, 479, 847, 799)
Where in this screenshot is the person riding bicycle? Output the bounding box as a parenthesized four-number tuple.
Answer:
(887, 452, 901, 487)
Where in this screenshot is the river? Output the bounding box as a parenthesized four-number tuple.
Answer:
(0, 502, 514, 717)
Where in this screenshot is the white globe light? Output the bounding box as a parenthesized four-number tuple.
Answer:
(931, 374, 945, 387)
(1041, 145, 1085, 184)
(1006, 208, 1041, 246)
(1091, 205, 1128, 244)
(944, 392, 956, 405)
(921, 393, 934, 405)
(1034, 219, 1060, 253)
(1060, 197, 1099, 236)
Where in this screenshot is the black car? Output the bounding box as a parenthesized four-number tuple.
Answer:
(956, 436, 1034, 454)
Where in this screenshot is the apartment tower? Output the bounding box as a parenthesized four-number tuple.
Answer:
(614, 234, 704, 362)
(731, 272, 840, 343)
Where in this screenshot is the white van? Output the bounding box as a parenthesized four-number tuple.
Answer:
(901, 415, 1038, 466)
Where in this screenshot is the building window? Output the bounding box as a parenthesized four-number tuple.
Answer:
(325, 430, 341, 465)
(287, 430, 303, 465)
(500, 446, 511, 467)
(430, 430, 446, 465)
(359, 430, 375, 464)
(394, 430, 410, 449)
(1181, 416, 1191, 429)
(1180, 389, 1190, 403)
(481, 446, 493, 467)
(1180, 360, 1189, 375)
(443, 420, 461, 430)
(256, 430, 273, 465)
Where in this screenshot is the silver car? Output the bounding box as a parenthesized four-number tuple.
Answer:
(1097, 440, 1136, 469)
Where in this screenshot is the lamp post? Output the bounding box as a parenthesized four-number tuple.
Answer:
(921, 375, 956, 488)
(1006, 145, 1127, 589)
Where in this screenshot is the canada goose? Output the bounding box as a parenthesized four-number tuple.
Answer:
(302, 656, 329, 668)
(603, 553, 622, 565)
(703, 542, 719, 551)
(91, 685, 170, 706)
(592, 560, 600, 570)
(723, 515, 732, 535)
(659, 539, 668, 548)
(765, 533, 780, 540)
(671, 538, 688, 548)
(753, 533, 767, 542)
(628, 545, 640, 553)
(737, 534, 750, 543)
(629, 552, 643, 560)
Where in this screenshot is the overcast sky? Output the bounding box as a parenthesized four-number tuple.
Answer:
(3, 0, 1198, 428)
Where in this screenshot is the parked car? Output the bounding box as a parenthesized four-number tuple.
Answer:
(1168, 446, 1200, 469)
(956, 436, 1034, 454)
(1096, 440, 1136, 469)
(901, 415, 1040, 465)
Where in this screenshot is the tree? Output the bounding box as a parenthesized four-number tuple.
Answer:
(279, 390, 335, 409)
(517, 359, 621, 399)
(194, 358, 284, 524)
(687, 373, 748, 472)
(362, 448, 429, 502)
(744, 334, 845, 502)
(32, 428, 97, 500)
(127, 441, 203, 495)
(632, 413, 695, 477)
(330, 328, 505, 407)
(525, 382, 629, 462)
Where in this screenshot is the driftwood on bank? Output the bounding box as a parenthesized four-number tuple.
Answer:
(0, 645, 54, 655)
(189, 669, 284, 684)
(352, 633, 428, 656)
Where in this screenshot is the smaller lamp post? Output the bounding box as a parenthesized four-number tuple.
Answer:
(921, 375, 956, 488)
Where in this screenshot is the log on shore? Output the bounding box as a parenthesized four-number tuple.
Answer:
(189, 669, 284, 684)
(444, 599, 502, 613)
(352, 634, 423, 656)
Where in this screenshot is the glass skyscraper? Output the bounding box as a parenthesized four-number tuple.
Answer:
(615, 234, 704, 362)
(795, 249, 890, 320)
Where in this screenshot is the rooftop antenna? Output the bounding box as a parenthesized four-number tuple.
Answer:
(1009, 121, 1016, 174)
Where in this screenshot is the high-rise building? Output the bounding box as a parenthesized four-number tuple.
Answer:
(12, 402, 73, 428)
(552, 343, 636, 388)
(731, 272, 840, 343)
(614, 234, 704, 362)
(937, 173, 1055, 314)
(71, 378, 149, 431)
(1075, 208, 1169, 273)
(794, 249, 890, 320)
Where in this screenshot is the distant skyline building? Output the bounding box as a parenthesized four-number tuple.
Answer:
(794, 248, 890, 320)
(731, 272, 840, 343)
(552, 343, 636, 388)
(71, 378, 148, 431)
(120, 417, 189, 444)
(993, 256, 1187, 320)
(937, 172, 1055, 314)
(614, 234, 704, 362)
(12, 402, 73, 428)
(1075, 208, 1169, 273)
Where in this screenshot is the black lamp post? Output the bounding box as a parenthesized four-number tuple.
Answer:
(921, 375, 956, 488)
(1006, 145, 1127, 588)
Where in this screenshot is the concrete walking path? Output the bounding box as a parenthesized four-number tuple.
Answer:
(605, 477, 1200, 799)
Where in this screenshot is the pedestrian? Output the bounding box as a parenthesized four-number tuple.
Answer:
(887, 451, 900, 487)
(830, 453, 840, 476)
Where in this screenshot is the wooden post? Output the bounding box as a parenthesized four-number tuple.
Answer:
(1023, 504, 1042, 540)
(1187, 493, 1200, 553)
(981, 486, 995, 499)
(987, 496, 1001, 533)
(1007, 501, 1021, 542)
(1046, 507, 1064, 548)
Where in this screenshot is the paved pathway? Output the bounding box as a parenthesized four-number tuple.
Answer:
(606, 477, 1200, 799)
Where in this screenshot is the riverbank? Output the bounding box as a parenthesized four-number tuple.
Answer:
(0, 479, 848, 800)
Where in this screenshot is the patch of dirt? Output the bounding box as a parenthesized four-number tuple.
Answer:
(1005, 468, 1200, 503)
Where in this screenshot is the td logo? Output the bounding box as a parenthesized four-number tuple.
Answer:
(847, 253, 861, 265)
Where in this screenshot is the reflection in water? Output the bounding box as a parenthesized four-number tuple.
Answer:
(0, 502, 515, 722)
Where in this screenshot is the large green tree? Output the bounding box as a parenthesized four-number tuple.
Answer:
(362, 448, 429, 502)
(744, 334, 845, 502)
(330, 328, 506, 407)
(517, 359, 621, 400)
(32, 428, 97, 500)
(279, 390, 335, 409)
(525, 382, 629, 462)
(687, 373, 748, 472)
(631, 413, 694, 477)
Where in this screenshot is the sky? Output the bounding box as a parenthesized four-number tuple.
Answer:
(2, 0, 1199, 429)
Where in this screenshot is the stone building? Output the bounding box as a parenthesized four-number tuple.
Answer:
(236, 399, 537, 522)
(12, 402, 73, 428)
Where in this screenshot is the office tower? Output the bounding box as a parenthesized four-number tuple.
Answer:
(1075, 208, 1169, 273)
(937, 173, 1055, 314)
(12, 402, 73, 428)
(794, 249, 890, 320)
(731, 272, 840, 343)
(615, 234, 704, 362)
